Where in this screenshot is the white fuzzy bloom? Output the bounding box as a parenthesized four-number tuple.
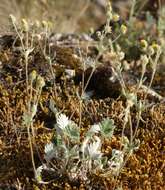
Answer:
(56, 113, 69, 130)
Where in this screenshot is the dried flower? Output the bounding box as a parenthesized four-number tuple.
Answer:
(105, 25, 112, 33)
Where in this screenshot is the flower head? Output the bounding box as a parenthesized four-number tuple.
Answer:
(120, 24, 127, 35)
(29, 70, 37, 82)
(36, 75, 45, 89)
(140, 39, 148, 51)
(112, 14, 120, 22)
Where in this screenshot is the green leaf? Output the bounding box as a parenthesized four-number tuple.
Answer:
(100, 118, 115, 139)
(53, 134, 63, 146)
(65, 123, 80, 142)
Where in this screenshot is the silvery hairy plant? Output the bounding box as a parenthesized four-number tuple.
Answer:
(36, 100, 138, 184)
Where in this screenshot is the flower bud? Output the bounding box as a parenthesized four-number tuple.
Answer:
(120, 24, 127, 35)
(29, 70, 37, 82)
(140, 39, 148, 51)
(9, 14, 16, 24)
(151, 43, 161, 53)
(36, 75, 45, 89)
(21, 18, 29, 32)
(112, 14, 120, 22)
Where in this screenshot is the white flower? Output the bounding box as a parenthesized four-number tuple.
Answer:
(44, 142, 55, 161)
(56, 113, 69, 130)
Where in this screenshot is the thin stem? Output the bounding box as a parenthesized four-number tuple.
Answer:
(129, 0, 136, 24)
(28, 123, 37, 177)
